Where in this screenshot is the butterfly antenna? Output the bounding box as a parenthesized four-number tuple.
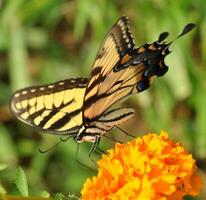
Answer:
(60, 135, 74, 142)
(115, 125, 135, 138)
(39, 139, 63, 154)
(75, 143, 97, 173)
(39, 135, 74, 154)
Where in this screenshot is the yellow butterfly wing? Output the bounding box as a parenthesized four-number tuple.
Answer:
(83, 16, 146, 124)
(10, 78, 87, 134)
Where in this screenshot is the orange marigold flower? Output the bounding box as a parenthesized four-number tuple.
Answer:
(81, 132, 203, 200)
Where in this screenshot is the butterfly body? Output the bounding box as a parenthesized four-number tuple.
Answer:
(10, 16, 196, 144)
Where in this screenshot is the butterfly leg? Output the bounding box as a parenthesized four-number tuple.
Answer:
(115, 125, 135, 138)
(89, 147, 107, 168)
(104, 134, 123, 144)
(95, 146, 107, 155)
(87, 136, 103, 168)
(75, 143, 97, 173)
(88, 136, 101, 157)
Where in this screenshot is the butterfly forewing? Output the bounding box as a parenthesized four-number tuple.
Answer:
(85, 16, 135, 102)
(10, 78, 87, 134)
(83, 16, 144, 124)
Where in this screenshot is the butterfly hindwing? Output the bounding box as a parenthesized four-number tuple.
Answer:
(10, 78, 88, 134)
(84, 107, 135, 136)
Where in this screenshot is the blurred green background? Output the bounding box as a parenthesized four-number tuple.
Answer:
(0, 0, 205, 199)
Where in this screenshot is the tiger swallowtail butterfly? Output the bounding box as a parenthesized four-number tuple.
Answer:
(10, 16, 196, 144)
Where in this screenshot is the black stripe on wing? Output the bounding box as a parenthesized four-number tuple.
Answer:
(43, 108, 82, 130)
(113, 16, 135, 57)
(10, 78, 87, 135)
(10, 78, 88, 102)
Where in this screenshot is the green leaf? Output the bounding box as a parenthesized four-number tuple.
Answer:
(54, 193, 65, 200)
(0, 164, 7, 171)
(8, 16, 29, 91)
(40, 190, 50, 198)
(0, 184, 6, 195)
(15, 167, 29, 197)
(67, 193, 80, 200)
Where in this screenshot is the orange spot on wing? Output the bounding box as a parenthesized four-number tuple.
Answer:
(120, 54, 132, 64)
(148, 44, 157, 50)
(137, 47, 145, 53)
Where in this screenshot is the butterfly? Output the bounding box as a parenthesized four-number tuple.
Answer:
(10, 16, 196, 147)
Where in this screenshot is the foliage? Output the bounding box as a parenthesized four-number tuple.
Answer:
(15, 167, 29, 197)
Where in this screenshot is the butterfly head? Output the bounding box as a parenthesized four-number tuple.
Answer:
(74, 126, 97, 143)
